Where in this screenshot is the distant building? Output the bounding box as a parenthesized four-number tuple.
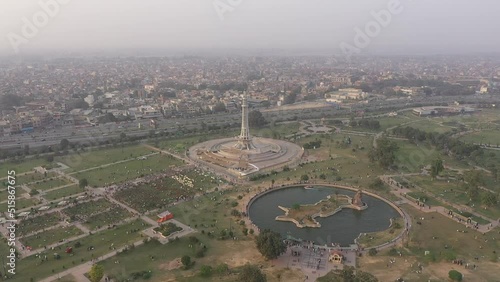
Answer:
(412, 106, 475, 116)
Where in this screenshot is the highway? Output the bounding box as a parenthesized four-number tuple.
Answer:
(1, 94, 498, 150)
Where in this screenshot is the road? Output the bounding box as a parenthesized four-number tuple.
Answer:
(5, 94, 497, 150)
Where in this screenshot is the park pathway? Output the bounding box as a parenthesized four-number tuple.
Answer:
(143, 144, 191, 163)
(380, 175, 499, 233)
(67, 152, 159, 175)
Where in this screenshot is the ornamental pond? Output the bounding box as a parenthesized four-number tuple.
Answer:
(248, 185, 401, 246)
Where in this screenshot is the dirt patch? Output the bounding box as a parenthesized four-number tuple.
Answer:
(216, 240, 265, 267)
(160, 257, 182, 271)
(358, 255, 415, 282)
(426, 261, 500, 282)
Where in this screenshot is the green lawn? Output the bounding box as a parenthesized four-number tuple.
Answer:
(0, 197, 39, 212)
(252, 122, 300, 138)
(393, 141, 468, 173)
(9, 219, 151, 282)
(409, 119, 456, 133)
(376, 116, 414, 131)
(0, 158, 50, 175)
(56, 145, 154, 172)
(405, 175, 499, 220)
(405, 191, 444, 207)
(18, 212, 62, 236)
(357, 217, 404, 248)
(62, 198, 114, 220)
(28, 177, 73, 191)
(113, 169, 220, 214)
(72, 153, 184, 187)
(15, 171, 58, 186)
(83, 206, 133, 230)
(43, 185, 86, 201)
(96, 238, 194, 282)
(20, 225, 83, 249)
(403, 204, 500, 263)
(459, 130, 500, 146)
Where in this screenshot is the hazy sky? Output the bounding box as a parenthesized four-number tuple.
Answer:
(1, 0, 499, 56)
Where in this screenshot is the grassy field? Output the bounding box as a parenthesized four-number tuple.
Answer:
(409, 119, 456, 133)
(18, 212, 62, 236)
(83, 206, 133, 230)
(406, 175, 500, 220)
(393, 140, 468, 173)
(96, 236, 253, 282)
(72, 153, 184, 187)
(252, 122, 300, 138)
(20, 225, 83, 249)
(250, 133, 389, 190)
(459, 130, 500, 145)
(15, 171, 58, 185)
(357, 217, 404, 249)
(167, 191, 251, 240)
(28, 177, 73, 191)
(0, 158, 51, 175)
(406, 191, 444, 207)
(376, 115, 414, 131)
(0, 197, 39, 212)
(62, 198, 114, 220)
(359, 204, 500, 282)
(9, 219, 150, 282)
(43, 184, 85, 201)
(56, 145, 154, 172)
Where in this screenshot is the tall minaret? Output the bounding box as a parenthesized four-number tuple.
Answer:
(236, 93, 255, 150)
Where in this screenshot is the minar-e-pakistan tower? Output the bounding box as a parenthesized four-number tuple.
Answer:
(188, 92, 303, 178)
(236, 93, 256, 150)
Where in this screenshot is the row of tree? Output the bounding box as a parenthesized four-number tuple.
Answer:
(391, 126, 491, 166)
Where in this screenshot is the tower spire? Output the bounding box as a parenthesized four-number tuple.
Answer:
(236, 92, 255, 150)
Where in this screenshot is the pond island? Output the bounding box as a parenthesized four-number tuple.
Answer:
(275, 189, 368, 228)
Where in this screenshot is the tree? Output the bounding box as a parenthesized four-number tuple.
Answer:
(300, 174, 309, 181)
(255, 229, 286, 260)
(341, 266, 356, 282)
(239, 264, 267, 282)
(199, 265, 213, 277)
(120, 132, 127, 141)
(79, 178, 88, 189)
(89, 264, 104, 282)
(181, 255, 191, 269)
(60, 138, 70, 150)
(448, 270, 463, 281)
(369, 138, 399, 169)
(248, 110, 267, 128)
(213, 102, 226, 113)
(215, 263, 229, 275)
(430, 158, 444, 179)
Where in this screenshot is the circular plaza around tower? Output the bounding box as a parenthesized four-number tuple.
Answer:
(188, 94, 303, 179)
(188, 136, 303, 178)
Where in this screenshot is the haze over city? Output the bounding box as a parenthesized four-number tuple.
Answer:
(1, 0, 500, 56)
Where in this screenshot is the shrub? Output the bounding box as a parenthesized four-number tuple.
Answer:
(448, 270, 463, 281)
(199, 265, 213, 277)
